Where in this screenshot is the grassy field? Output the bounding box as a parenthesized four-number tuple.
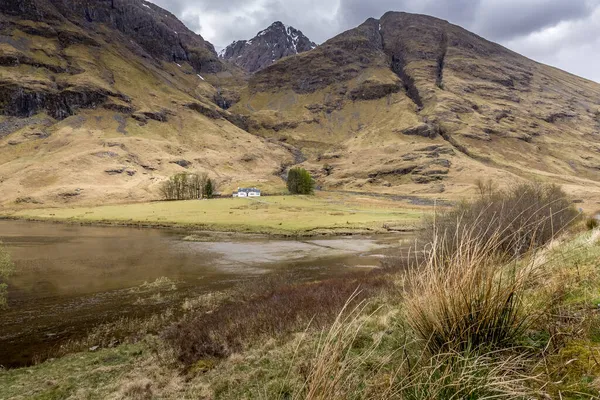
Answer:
(3, 192, 427, 235)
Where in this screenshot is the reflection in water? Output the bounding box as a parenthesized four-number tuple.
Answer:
(0, 220, 406, 367)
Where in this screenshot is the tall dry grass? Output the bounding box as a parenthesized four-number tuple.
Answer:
(405, 228, 540, 355)
(297, 292, 378, 400)
(386, 349, 536, 400)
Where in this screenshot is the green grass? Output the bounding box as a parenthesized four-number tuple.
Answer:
(0, 344, 147, 400)
(5, 193, 425, 235)
(2, 230, 600, 399)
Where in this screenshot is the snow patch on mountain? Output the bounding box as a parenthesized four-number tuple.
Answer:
(219, 21, 317, 73)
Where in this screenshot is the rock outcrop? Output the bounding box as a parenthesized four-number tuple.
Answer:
(0, 0, 228, 120)
(0, 0, 222, 73)
(220, 21, 316, 73)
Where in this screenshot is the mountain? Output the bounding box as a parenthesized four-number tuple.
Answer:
(235, 13, 600, 205)
(1, 5, 599, 209)
(0, 0, 290, 205)
(220, 21, 316, 73)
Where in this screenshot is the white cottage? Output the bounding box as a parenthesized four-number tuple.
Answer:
(233, 188, 261, 198)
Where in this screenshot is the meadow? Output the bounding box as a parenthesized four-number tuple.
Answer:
(4, 192, 427, 236)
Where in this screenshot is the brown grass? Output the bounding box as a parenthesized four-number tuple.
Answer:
(405, 228, 539, 355)
(385, 349, 536, 399)
(298, 293, 378, 400)
(164, 274, 393, 366)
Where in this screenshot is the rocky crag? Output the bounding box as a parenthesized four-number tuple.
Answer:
(220, 21, 316, 73)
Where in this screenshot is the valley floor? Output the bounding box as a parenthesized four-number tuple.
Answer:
(1, 229, 600, 399)
(1, 192, 427, 236)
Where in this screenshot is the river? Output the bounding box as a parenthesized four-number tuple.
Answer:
(0, 220, 407, 368)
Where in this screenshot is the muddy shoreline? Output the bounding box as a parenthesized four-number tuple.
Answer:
(0, 215, 417, 238)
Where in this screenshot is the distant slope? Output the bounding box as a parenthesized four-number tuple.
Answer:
(220, 21, 316, 73)
(231, 12, 600, 208)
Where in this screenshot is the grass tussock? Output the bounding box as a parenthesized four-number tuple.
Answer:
(405, 230, 539, 355)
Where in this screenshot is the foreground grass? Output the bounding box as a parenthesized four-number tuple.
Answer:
(2, 230, 600, 399)
(2, 193, 425, 236)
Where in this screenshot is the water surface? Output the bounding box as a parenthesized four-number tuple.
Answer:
(0, 220, 406, 367)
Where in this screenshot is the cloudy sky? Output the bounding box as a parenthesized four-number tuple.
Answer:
(150, 0, 600, 82)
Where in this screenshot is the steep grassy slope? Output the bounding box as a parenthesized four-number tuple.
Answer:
(232, 13, 600, 210)
(0, 0, 290, 206)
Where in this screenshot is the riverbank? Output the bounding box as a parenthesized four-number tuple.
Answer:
(1, 192, 428, 237)
(2, 229, 600, 399)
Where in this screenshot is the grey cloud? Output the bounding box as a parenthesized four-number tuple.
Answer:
(338, 0, 478, 29)
(338, 0, 590, 40)
(474, 0, 592, 40)
(148, 0, 185, 15)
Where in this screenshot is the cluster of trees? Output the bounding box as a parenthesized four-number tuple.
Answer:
(287, 167, 314, 195)
(160, 172, 215, 201)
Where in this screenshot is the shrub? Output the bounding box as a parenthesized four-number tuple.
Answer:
(422, 181, 579, 258)
(204, 178, 214, 199)
(474, 177, 497, 198)
(163, 275, 390, 365)
(287, 167, 315, 195)
(159, 172, 208, 200)
(586, 217, 599, 230)
(0, 241, 14, 308)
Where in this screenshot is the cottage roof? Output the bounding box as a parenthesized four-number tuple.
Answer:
(237, 187, 261, 193)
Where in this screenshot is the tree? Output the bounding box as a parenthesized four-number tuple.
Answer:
(187, 172, 208, 199)
(204, 178, 214, 199)
(287, 167, 314, 195)
(160, 172, 209, 201)
(0, 242, 14, 309)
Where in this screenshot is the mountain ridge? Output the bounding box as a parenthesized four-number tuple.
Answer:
(1, 4, 599, 210)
